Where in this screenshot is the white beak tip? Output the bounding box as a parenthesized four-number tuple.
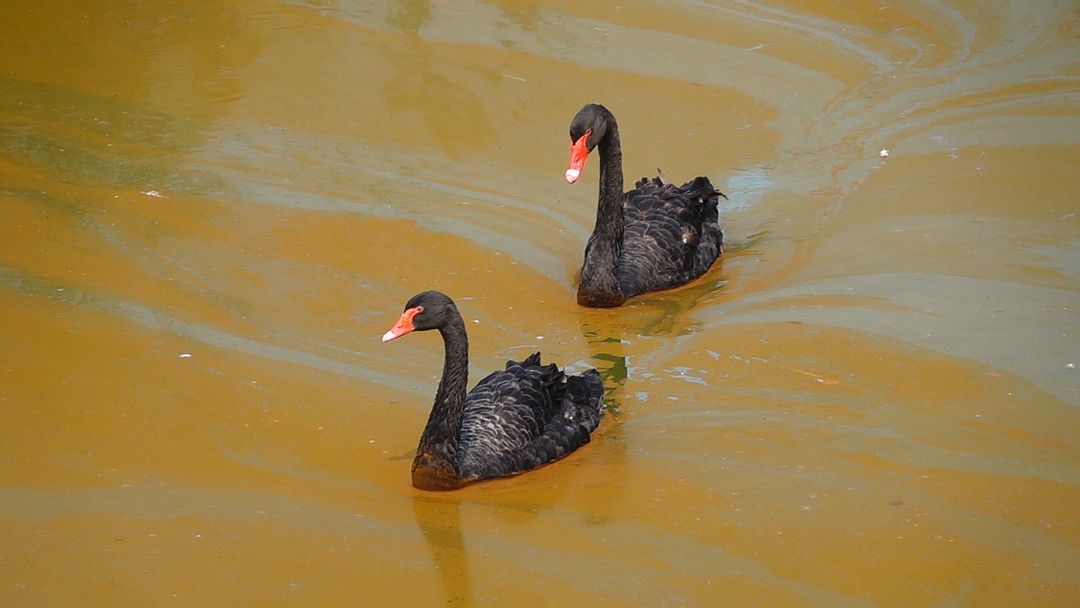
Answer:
(565, 169, 580, 183)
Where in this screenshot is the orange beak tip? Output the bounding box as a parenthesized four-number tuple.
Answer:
(383, 307, 419, 342)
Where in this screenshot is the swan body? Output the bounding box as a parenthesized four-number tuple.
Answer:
(382, 290, 604, 490)
(566, 103, 725, 307)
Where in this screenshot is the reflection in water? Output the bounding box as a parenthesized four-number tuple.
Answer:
(578, 316, 628, 390)
(412, 495, 472, 607)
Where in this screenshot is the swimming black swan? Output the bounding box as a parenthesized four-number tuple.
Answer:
(566, 103, 725, 307)
(382, 290, 605, 490)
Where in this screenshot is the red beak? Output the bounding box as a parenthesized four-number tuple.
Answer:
(565, 130, 591, 183)
(382, 307, 420, 342)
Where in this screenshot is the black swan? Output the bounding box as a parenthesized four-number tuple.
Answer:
(566, 103, 725, 308)
(382, 290, 605, 490)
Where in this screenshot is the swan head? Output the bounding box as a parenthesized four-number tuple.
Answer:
(382, 290, 459, 341)
(566, 103, 614, 183)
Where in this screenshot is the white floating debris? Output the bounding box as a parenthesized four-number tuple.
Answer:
(140, 190, 165, 198)
(879, 149, 889, 157)
(179, 353, 192, 358)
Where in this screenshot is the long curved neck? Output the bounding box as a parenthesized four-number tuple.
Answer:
(415, 314, 469, 474)
(579, 114, 626, 307)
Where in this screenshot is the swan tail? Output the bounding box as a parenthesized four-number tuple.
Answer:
(566, 369, 604, 432)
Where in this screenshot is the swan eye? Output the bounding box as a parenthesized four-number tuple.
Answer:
(414, 306, 424, 313)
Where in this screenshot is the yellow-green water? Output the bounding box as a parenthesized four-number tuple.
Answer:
(2, 1, 1078, 606)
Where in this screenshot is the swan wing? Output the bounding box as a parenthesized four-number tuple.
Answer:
(620, 176, 723, 296)
(457, 354, 603, 479)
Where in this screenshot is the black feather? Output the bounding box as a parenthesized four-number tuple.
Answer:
(569, 104, 725, 307)
(384, 291, 605, 490)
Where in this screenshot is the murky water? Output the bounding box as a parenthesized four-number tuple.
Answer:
(2, 1, 1078, 606)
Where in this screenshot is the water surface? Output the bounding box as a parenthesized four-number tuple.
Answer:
(2, 1, 1078, 606)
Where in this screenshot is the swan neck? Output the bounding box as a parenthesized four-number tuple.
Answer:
(579, 117, 626, 306)
(597, 126, 624, 211)
(416, 314, 469, 472)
